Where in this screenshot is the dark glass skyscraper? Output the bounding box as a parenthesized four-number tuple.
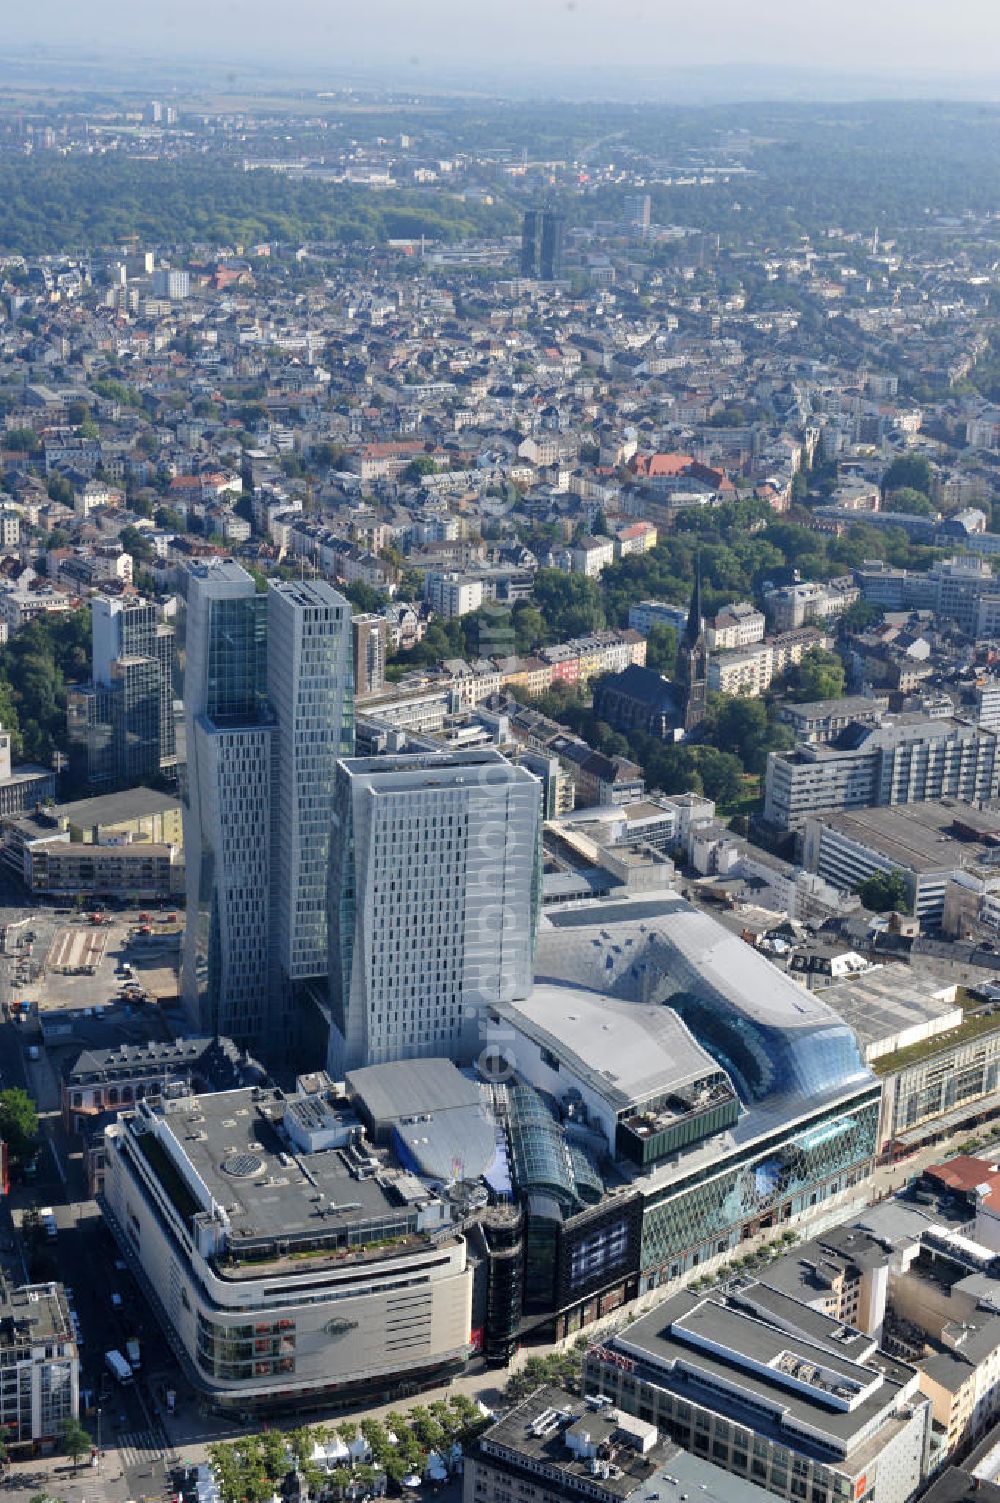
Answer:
(539, 212, 565, 280)
(520, 209, 541, 277)
(521, 209, 565, 280)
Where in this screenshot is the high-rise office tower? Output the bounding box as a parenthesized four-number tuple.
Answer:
(267, 581, 354, 1023)
(327, 749, 541, 1074)
(351, 613, 388, 699)
(68, 595, 176, 787)
(182, 561, 273, 1045)
(521, 209, 565, 281)
(539, 212, 565, 281)
(520, 209, 542, 278)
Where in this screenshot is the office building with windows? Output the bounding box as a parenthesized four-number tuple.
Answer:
(466, 1384, 776, 1503)
(540, 211, 565, 280)
(267, 581, 354, 1022)
(623, 193, 652, 231)
(521, 209, 565, 280)
(0, 1281, 79, 1451)
(584, 1281, 931, 1503)
(101, 1083, 472, 1414)
(182, 561, 274, 1045)
(327, 749, 541, 1074)
(764, 715, 1000, 831)
(521, 209, 542, 278)
(68, 595, 176, 787)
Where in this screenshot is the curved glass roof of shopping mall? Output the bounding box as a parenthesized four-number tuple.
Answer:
(505, 1082, 604, 1213)
(532, 895, 872, 1133)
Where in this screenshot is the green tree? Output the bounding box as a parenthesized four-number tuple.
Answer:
(119, 526, 155, 565)
(785, 648, 846, 703)
(512, 604, 548, 654)
(702, 695, 794, 777)
(692, 746, 745, 806)
(46, 475, 73, 506)
(397, 566, 425, 600)
(0, 1088, 38, 1168)
(403, 455, 439, 482)
(531, 569, 605, 639)
(61, 1415, 91, 1470)
(885, 485, 935, 516)
(207, 1443, 245, 1503)
(882, 453, 933, 498)
(841, 600, 883, 633)
(854, 869, 911, 914)
(645, 622, 678, 674)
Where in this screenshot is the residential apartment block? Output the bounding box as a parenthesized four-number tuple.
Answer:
(706, 600, 766, 651)
(765, 576, 859, 631)
(764, 715, 1000, 831)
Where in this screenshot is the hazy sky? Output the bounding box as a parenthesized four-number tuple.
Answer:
(7, 0, 1000, 77)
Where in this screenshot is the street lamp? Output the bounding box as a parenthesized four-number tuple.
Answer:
(96, 1406, 102, 1473)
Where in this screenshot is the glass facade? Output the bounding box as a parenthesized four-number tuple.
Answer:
(479, 1209, 524, 1364)
(197, 1313, 296, 1381)
(114, 657, 162, 784)
(206, 593, 267, 721)
(73, 596, 177, 788)
(889, 1028, 1000, 1138)
(666, 991, 866, 1108)
(507, 1083, 603, 1215)
(640, 1090, 881, 1274)
(267, 583, 354, 995)
(39, 1360, 74, 1434)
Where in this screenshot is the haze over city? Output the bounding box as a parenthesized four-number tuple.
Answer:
(1, 8, 1000, 1503)
(6, 0, 1000, 89)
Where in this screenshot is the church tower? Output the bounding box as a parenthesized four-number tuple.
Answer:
(676, 559, 709, 733)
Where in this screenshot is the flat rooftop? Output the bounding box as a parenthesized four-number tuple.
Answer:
(822, 966, 959, 1051)
(133, 1087, 428, 1261)
(0, 1281, 74, 1347)
(479, 1385, 775, 1503)
(610, 1286, 915, 1461)
(500, 984, 725, 1113)
(346, 1058, 483, 1125)
(55, 785, 180, 829)
(784, 695, 886, 721)
(814, 799, 1000, 875)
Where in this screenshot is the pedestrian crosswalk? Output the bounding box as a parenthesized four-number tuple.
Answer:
(64, 1483, 117, 1503)
(117, 1424, 170, 1473)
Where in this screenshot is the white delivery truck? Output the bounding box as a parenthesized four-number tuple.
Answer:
(125, 1337, 140, 1370)
(105, 1349, 133, 1384)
